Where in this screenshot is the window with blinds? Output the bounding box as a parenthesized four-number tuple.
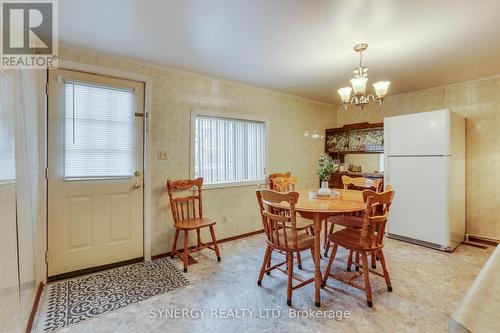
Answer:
(194, 115, 266, 185)
(0, 72, 15, 182)
(64, 81, 136, 180)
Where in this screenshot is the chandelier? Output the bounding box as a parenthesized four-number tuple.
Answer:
(337, 43, 390, 110)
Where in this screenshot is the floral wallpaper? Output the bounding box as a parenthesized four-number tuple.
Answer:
(59, 47, 338, 256)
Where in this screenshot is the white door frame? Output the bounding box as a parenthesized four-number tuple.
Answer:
(47, 60, 154, 270)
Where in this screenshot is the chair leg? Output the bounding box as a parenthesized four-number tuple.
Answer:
(371, 251, 377, 269)
(182, 230, 189, 273)
(355, 251, 360, 271)
(266, 249, 272, 275)
(286, 253, 294, 306)
(296, 251, 303, 270)
(310, 247, 315, 265)
(347, 250, 353, 271)
(171, 229, 179, 259)
(196, 229, 201, 248)
(209, 226, 221, 262)
(258, 246, 272, 286)
(361, 252, 373, 307)
(322, 244, 338, 288)
(308, 225, 315, 236)
(378, 250, 392, 292)
(324, 222, 335, 257)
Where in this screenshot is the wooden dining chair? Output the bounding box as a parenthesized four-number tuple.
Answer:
(325, 184, 394, 269)
(323, 175, 383, 257)
(167, 177, 221, 273)
(266, 174, 312, 270)
(256, 189, 316, 306)
(322, 188, 395, 307)
(268, 172, 297, 192)
(342, 175, 383, 192)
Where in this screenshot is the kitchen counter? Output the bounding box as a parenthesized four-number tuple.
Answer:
(449, 245, 500, 332)
(337, 171, 384, 178)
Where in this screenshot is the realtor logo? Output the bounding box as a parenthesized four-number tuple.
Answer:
(1, 0, 58, 68)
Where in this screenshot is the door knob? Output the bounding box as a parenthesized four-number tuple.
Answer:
(133, 182, 142, 189)
(134, 170, 142, 177)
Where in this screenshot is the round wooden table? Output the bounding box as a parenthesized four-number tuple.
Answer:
(264, 189, 366, 307)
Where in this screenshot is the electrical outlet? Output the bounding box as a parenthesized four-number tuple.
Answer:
(157, 151, 168, 160)
(221, 215, 227, 224)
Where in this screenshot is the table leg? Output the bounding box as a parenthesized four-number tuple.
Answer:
(323, 219, 328, 250)
(313, 213, 322, 307)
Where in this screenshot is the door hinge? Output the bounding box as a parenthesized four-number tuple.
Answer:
(45, 82, 49, 95)
(45, 167, 49, 180)
(45, 250, 48, 264)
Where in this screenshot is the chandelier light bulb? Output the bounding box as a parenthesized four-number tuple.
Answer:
(373, 81, 391, 98)
(337, 87, 352, 103)
(350, 77, 367, 96)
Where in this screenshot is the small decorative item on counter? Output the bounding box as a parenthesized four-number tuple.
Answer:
(317, 154, 338, 195)
(348, 164, 362, 172)
(366, 143, 383, 152)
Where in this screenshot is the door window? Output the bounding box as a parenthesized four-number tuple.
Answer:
(64, 81, 136, 180)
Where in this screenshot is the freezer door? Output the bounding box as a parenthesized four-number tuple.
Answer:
(385, 109, 450, 156)
(385, 156, 450, 247)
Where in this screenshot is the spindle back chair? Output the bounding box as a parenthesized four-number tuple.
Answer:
(167, 177, 221, 272)
(342, 175, 383, 192)
(322, 187, 395, 307)
(256, 189, 316, 306)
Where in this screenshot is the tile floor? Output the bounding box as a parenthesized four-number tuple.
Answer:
(33, 235, 493, 333)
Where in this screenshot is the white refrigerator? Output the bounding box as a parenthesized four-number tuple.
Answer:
(384, 109, 465, 251)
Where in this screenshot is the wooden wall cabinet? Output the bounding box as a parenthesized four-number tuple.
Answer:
(325, 122, 384, 156)
(324, 122, 384, 189)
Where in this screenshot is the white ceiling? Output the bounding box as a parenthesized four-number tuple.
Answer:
(59, 0, 500, 104)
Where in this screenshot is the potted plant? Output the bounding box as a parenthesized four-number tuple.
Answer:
(317, 154, 338, 195)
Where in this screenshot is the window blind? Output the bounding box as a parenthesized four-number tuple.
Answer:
(194, 115, 266, 185)
(0, 72, 16, 182)
(64, 81, 136, 179)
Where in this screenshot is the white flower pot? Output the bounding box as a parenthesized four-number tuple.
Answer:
(318, 181, 331, 195)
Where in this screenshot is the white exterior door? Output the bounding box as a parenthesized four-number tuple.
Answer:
(48, 69, 144, 277)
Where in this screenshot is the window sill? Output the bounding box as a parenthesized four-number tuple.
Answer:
(202, 180, 266, 190)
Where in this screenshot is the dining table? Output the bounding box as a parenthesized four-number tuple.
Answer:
(264, 188, 366, 307)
